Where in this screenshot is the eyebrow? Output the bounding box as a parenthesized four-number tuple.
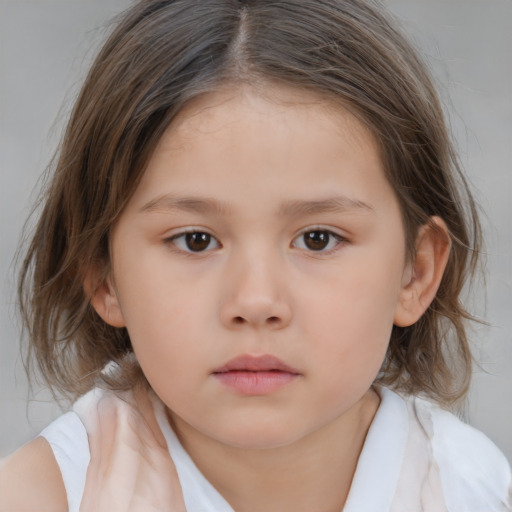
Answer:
(139, 194, 375, 216)
(278, 196, 375, 217)
(140, 195, 232, 215)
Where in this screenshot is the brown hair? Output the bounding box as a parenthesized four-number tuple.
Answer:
(19, 0, 482, 405)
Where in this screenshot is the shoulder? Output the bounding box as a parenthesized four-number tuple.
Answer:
(412, 396, 512, 511)
(0, 437, 67, 512)
(420, 398, 510, 478)
(0, 388, 133, 512)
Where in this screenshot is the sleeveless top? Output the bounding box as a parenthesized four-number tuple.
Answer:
(40, 386, 512, 512)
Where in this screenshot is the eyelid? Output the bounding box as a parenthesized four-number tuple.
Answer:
(164, 227, 222, 254)
(162, 225, 348, 255)
(291, 226, 348, 253)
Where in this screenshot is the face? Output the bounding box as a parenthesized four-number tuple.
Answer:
(99, 86, 412, 450)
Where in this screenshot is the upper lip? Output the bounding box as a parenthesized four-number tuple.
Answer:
(212, 354, 300, 374)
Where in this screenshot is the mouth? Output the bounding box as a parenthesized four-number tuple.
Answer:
(212, 354, 301, 395)
(213, 354, 300, 374)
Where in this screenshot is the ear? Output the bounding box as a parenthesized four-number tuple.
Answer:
(393, 216, 451, 327)
(84, 266, 126, 328)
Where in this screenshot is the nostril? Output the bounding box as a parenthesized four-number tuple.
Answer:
(231, 316, 281, 326)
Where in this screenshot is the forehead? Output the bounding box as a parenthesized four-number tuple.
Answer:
(166, 85, 376, 156)
(126, 85, 393, 215)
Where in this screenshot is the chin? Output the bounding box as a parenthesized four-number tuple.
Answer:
(208, 420, 309, 451)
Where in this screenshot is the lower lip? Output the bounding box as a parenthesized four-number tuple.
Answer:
(213, 371, 298, 395)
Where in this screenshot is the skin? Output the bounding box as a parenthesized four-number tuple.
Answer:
(0, 85, 450, 511)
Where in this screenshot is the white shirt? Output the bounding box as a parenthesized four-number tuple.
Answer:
(40, 386, 512, 512)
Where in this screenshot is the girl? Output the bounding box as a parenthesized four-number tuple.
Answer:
(1, 0, 511, 511)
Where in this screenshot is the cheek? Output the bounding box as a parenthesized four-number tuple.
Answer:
(302, 253, 404, 379)
(126, 298, 209, 405)
(113, 262, 213, 378)
(302, 298, 392, 412)
(114, 243, 211, 327)
(126, 295, 207, 359)
(306, 297, 392, 378)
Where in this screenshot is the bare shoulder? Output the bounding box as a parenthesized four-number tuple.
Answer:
(0, 437, 67, 512)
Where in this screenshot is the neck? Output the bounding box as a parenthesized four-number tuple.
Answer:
(168, 388, 380, 512)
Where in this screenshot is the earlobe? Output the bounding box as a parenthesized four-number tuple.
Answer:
(84, 268, 126, 328)
(393, 216, 451, 327)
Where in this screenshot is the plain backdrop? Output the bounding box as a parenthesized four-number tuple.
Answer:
(1, 0, 511, 465)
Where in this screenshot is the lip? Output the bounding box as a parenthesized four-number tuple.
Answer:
(213, 354, 300, 374)
(212, 354, 301, 395)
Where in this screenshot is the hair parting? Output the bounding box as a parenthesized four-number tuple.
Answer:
(19, 0, 482, 406)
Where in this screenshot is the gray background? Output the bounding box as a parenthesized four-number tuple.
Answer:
(1, 0, 511, 464)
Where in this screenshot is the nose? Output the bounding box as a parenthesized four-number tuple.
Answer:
(219, 251, 292, 330)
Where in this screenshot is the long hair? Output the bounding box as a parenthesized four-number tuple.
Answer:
(19, 0, 481, 405)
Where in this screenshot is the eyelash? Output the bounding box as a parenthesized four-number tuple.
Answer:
(165, 228, 347, 255)
(292, 228, 346, 254)
(166, 229, 221, 254)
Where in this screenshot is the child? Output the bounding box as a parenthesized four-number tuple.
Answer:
(1, 0, 511, 510)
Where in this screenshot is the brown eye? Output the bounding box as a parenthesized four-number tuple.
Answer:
(170, 231, 220, 253)
(293, 230, 343, 252)
(185, 232, 211, 251)
(304, 231, 330, 250)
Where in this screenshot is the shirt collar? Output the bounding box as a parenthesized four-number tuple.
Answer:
(343, 386, 409, 512)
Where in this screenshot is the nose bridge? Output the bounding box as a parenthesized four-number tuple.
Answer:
(220, 241, 291, 329)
